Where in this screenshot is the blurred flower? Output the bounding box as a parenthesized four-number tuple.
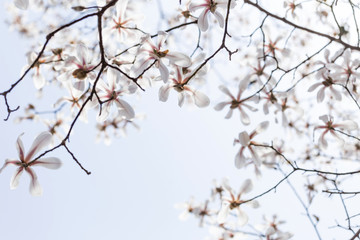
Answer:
(234, 121, 269, 169)
(217, 178, 259, 226)
(214, 78, 258, 125)
(14, 0, 29, 10)
(189, 0, 236, 32)
(315, 115, 358, 148)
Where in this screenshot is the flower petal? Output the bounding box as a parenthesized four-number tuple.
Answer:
(193, 90, 210, 108)
(16, 133, 25, 162)
(217, 201, 230, 224)
(26, 168, 43, 196)
(116, 99, 135, 119)
(238, 131, 250, 146)
(25, 132, 52, 163)
(166, 52, 192, 67)
(14, 0, 29, 10)
(10, 167, 24, 190)
(31, 157, 62, 169)
(198, 9, 209, 32)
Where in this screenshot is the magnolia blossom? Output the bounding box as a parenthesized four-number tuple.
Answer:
(24, 52, 46, 89)
(234, 121, 269, 169)
(103, 0, 140, 43)
(57, 43, 97, 92)
(159, 66, 210, 108)
(96, 68, 136, 121)
(189, 0, 236, 32)
(326, 49, 360, 82)
(133, 31, 191, 83)
(217, 178, 259, 226)
(308, 69, 342, 103)
(214, 78, 258, 125)
(14, 0, 29, 10)
(315, 115, 358, 148)
(0, 132, 61, 196)
(260, 215, 293, 240)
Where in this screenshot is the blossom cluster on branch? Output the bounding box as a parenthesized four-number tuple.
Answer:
(2, 0, 360, 239)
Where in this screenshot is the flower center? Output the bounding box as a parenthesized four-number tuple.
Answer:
(72, 68, 88, 80)
(153, 49, 169, 58)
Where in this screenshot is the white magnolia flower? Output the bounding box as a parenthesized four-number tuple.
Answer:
(159, 66, 210, 108)
(57, 43, 97, 92)
(214, 78, 258, 125)
(0, 132, 61, 196)
(189, 0, 236, 32)
(234, 121, 269, 169)
(315, 115, 358, 148)
(217, 178, 259, 226)
(96, 68, 136, 121)
(133, 31, 191, 83)
(326, 49, 360, 82)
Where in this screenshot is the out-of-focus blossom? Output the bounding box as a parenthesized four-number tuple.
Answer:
(326, 49, 360, 82)
(315, 115, 358, 148)
(159, 66, 210, 108)
(0, 132, 61, 196)
(132, 31, 191, 83)
(234, 121, 269, 169)
(308, 70, 342, 103)
(189, 0, 236, 32)
(14, 0, 29, 10)
(260, 215, 293, 240)
(217, 178, 259, 226)
(214, 78, 258, 125)
(103, 0, 141, 44)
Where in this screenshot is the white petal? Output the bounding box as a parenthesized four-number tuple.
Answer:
(213, 11, 224, 28)
(240, 109, 250, 125)
(238, 132, 250, 146)
(14, 0, 29, 10)
(240, 179, 253, 194)
(76, 43, 88, 66)
(32, 157, 62, 169)
(10, 167, 23, 189)
(237, 208, 249, 226)
(235, 150, 246, 169)
(219, 85, 233, 98)
(33, 73, 46, 89)
(16, 133, 25, 161)
(26, 132, 52, 162)
(256, 121, 269, 134)
(159, 85, 172, 102)
(193, 90, 210, 108)
(214, 102, 228, 111)
(317, 88, 325, 102)
(116, 99, 135, 119)
(198, 9, 209, 32)
(178, 92, 186, 107)
(26, 168, 43, 196)
(166, 52, 191, 67)
(338, 120, 358, 131)
(158, 61, 169, 83)
(225, 109, 233, 119)
(308, 82, 322, 92)
(319, 115, 329, 123)
(217, 201, 230, 224)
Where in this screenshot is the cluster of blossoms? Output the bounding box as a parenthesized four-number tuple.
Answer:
(6, 0, 360, 239)
(176, 178, 292, 239)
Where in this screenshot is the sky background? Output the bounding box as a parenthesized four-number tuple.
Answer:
(0, 1, 357, 240)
